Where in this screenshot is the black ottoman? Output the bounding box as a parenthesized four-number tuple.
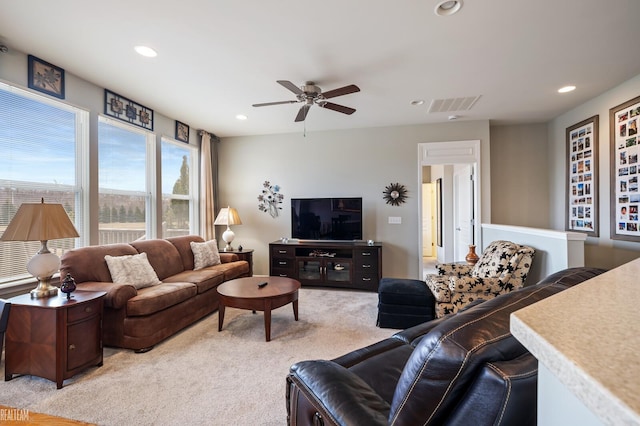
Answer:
(377, 278, 435, 329)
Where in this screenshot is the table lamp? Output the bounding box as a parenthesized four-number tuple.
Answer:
(0, 198, 79, 298)
(214, 206, 242, 252)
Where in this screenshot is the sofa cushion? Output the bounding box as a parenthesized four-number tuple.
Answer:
(60, 243, 138, 284)
(105, 252, 161, 289)
(166, 235, 204, 270)
(163, 269, 225, 294)
(130, 239, 184, 281)
(126, 282, 197, 316)
(190, 239, 221, 270)
(210, 260, 250, 280)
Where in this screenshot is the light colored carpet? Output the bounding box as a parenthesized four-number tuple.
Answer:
(0, 288, 396, 425)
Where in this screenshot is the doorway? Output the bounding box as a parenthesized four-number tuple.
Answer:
(454, 164, 474, 260)
(418, 140, 481, 279)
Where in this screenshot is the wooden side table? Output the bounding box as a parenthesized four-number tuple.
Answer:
(224, 248, 254, 276)
(5, 290, 106, 389)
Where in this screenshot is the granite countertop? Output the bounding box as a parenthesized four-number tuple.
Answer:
(511, 259, 640, 425)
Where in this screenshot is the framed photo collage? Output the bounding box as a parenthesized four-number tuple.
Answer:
(566, 116, 599, 236)
(610, 96, 640, 242)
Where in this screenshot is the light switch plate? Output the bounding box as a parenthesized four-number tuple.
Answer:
(388, 216, 402, 224)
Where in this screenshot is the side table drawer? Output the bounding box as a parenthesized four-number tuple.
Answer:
(67, 299, 102, 323)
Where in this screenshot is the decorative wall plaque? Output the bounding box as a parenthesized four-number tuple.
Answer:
(104, 89, 154, 130)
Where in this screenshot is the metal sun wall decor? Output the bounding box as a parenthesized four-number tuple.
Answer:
(258, 181, 284, 218)
(383, 182, 408, 206)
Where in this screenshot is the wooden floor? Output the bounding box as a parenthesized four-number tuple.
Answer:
(0, 405, 95, 425)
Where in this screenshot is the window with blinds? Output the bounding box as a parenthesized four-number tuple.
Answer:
(161, 137, 199, 238)
(0, 82, 88, 283)
(98, 116, 156, 244)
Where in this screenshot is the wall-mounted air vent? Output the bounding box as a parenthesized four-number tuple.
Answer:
(427, 95, 481, 113)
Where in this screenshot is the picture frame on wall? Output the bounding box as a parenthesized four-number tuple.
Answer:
(566, 115, 599, 237)
(27, 55, 65, 99)
(104, 89, 154, 131)
(175, 121, 189, 143)
(610, 95, 640, 242)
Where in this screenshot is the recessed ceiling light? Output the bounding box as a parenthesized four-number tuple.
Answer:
(410, 100, 425, 106)
(558, 85, 576, 93)
(435, 0, 463, 16)
(134, 45, 157, 58)
(236, 114, 248, 120)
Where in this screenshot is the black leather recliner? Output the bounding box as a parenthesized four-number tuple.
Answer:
(286, 267, 606, 426)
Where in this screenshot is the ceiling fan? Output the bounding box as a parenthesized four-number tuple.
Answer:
(252, 80, 360, 122)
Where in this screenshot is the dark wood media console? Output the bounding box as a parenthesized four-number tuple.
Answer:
(269, 240, 382, 291)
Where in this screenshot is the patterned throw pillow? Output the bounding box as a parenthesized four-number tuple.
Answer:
(190, 239, 221, 270)
(104, 252, 162, 289)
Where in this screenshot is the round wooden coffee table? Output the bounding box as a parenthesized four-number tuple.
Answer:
(216, 276, 301, 342)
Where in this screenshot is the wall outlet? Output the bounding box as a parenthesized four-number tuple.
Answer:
(388, 216, 402, 224)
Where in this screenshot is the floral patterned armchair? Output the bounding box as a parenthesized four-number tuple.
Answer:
(425, 240, 535, 318)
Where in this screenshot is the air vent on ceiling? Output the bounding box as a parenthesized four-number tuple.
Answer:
(427, 95, 481, 113)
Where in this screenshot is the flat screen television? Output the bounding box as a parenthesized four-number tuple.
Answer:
(291, 197, 363, 241)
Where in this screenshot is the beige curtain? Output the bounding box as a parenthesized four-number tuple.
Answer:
(199, 131, 216, 240)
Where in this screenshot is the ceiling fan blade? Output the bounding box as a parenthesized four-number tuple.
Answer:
(322, 84, 360, 99)
(321, 102, 356, 115)
(252, 100, 298, 107)
(277, 80, 304, 95)
(295, 104, 311, 122)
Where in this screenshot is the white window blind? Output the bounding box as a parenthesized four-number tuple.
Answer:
(0, 82, 88, 283)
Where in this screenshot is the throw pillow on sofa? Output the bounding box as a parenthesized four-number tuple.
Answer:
(105, 252, 162, 289)
(190, 239, 221, 270)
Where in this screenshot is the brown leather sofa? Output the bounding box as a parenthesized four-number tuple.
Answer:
(286, 267, 606, 426)
(60, 235, 249, 352)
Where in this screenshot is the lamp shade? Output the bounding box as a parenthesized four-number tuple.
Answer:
(0, 199, 79, 242)
(213, 207, 242, 226)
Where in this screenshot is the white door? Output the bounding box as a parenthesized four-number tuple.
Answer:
(422, 183, 434, 256)
(454, 164, 474, 260)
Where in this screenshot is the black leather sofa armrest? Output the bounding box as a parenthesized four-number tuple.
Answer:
(287, 360, 389, 426)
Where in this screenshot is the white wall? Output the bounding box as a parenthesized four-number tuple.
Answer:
(548, 74, 640, 269)
(218, 123, 490, 278)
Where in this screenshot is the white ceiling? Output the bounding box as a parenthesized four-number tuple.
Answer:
(2, 0, 640, 138)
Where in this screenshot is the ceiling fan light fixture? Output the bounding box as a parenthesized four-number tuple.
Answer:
(134, 45, 157, 58)
(434, 0, 463, 16)
(253, 80, 360, 122)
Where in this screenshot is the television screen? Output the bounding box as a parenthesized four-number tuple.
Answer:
(291, 197, 363, 241)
